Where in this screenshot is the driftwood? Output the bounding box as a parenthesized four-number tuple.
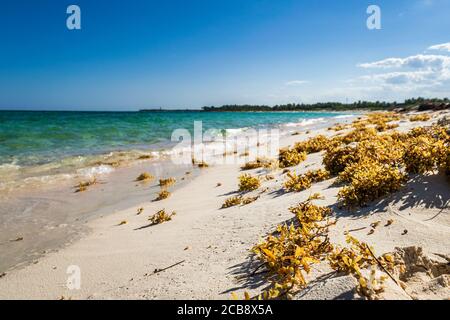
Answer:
(366, 246, 399, 286)
(345, 227, 367, 234)
(153, 260, 186, 274)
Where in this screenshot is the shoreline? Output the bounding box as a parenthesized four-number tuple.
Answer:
(0, 113, 356, 274)
(0, 158, 198, 274)
(0, 109, 448, 300)
(0, 111, 354, 190)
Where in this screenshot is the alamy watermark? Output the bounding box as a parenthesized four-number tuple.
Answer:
(66, 265, 81, 290)
(170, 122, 280, 166)
(65, 5, 381, 31)
(66, 5, 81, 30)
(367, 5, 381, 30)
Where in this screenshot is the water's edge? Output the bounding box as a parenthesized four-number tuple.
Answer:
(0, 113, 357, 273)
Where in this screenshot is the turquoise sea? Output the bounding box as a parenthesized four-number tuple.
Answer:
(0, 110, 355, 187)
(0, 111, 350, 166)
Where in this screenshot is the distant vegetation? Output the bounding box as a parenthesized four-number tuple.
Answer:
(202, 97, 450, 112)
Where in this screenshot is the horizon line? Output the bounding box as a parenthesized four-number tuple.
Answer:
(0, 97, 448, 112)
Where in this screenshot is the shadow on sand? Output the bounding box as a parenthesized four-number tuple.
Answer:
(223, 173, 449, 295)
(221, 256, 273, 295)
(332, 173, 450, 219)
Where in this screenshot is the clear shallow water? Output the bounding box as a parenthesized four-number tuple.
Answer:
(0, 110, 347, 167)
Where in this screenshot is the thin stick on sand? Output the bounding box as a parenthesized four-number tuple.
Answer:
(345, 227, 367, 234)
(366, 246, 399, 286)
(153, 260, 186, 274)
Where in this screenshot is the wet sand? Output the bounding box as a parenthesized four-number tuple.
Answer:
(0, 159, 196, 273)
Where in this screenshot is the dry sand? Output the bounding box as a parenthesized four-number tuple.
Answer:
(0, 110, 449, 300)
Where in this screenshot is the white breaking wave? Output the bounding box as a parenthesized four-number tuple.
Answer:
(283, 118, 326, 127)
(225, 127, 249, 136)
(334, 114, 357, 119)
(0, 163, 21, 172)
(77, 165, 115, 178)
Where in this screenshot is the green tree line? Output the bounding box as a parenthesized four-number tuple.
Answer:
(202, 98, 449, 112)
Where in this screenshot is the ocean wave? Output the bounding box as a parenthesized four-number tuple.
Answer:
(0, 149, 165, 192)
(334, 114, 356, 119)
(225, 127, 249, 136)
(23, 173, 75, 185)
(0, 162, 117, 194)
(0, 162, 21, 172)
(0, 162, 21, 182)
(283, 118, 326, 127)
(76, 165, 115, 178)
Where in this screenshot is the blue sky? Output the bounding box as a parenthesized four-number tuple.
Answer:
(0, 0, 449, 110)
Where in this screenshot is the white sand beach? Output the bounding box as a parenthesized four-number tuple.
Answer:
(0, 110, 449, 300)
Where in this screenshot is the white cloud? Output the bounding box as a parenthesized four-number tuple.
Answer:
(285, 80, 309, 86)
(428, 42, 450, 52)
(270, 43, 450, 104)
(358, 54, 450, 70)
(351, 49, 450, 99)
(357, 71, 445, 94)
